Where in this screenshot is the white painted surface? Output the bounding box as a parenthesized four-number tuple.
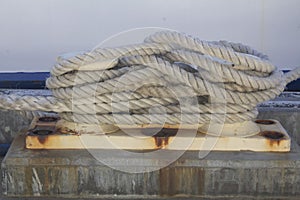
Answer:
(0, 0, 299, 72)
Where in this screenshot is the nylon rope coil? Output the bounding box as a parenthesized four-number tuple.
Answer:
(0, 31, 300, 127)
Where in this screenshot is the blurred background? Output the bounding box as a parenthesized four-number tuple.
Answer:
(0, 0, 299, 72)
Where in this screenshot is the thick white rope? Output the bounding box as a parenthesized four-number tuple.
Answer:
(0, 31, 299, 126)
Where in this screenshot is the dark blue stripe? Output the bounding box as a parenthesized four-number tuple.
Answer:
(0, 143, 10, 156)
(282, 70, 300, 91)
(0, 72, 49, 89)
(0, 72, 49, 81)
(0, 71, 299, 91)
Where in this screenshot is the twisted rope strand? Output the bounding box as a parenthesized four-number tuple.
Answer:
(0, 31, 299, 127)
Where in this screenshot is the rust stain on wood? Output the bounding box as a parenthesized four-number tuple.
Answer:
(28, 129, 54, 145)
(152, 128, 177, 148)
(154, 137, 170, 148)
(259, 130, 286, 147)
(37, 135, 48, 144)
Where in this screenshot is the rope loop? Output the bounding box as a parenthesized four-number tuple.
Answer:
(1, 31, 299, 126)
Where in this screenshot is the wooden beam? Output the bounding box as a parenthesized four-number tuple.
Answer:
(25, 117, 290, 152)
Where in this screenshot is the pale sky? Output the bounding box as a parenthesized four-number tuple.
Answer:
(0, 0, 299, 72)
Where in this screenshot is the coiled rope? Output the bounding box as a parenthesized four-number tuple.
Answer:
(0, 31, 300, 128)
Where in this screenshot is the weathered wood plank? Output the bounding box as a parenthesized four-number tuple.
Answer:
(25, 117, 290, 152)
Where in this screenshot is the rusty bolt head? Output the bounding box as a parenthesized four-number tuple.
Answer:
(255, 119, 275, 125)
(259, 131, 285, 140)
(32, 129, 53, 136)
(38, 116, 59, 123)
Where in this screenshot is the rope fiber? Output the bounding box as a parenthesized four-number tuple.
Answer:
(1, 31, 300, 127)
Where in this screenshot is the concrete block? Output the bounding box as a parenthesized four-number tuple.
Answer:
(2, 133, 300, 198)
(0, 90, 300, 199)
